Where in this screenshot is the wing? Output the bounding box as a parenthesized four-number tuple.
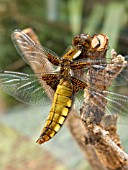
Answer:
(11, 30, 61, 73)
(0, 70, 59, 106)
(71, 54, 128, 87)
(88, 56, 128, 87)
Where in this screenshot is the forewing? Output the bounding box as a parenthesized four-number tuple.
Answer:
(11, 30, 60, 72)
(0, 71, 53, 106)
(72, 55, 128, 87)
(89, 58, 128, 87)
(92, 55, 128, 87)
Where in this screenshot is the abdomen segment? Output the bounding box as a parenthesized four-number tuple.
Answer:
(36, 79, 73, 144)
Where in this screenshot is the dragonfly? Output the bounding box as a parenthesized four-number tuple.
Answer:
(0, 30, 128, 144)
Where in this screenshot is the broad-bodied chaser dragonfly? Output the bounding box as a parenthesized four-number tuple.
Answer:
(0, 30, 128, 144)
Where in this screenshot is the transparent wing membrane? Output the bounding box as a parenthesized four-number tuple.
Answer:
(11, 30, 60, 72)
(0, 71, 52, 106)
(78, 56, 128, 87)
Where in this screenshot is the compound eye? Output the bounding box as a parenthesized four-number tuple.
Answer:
(72, 36, 81, 47)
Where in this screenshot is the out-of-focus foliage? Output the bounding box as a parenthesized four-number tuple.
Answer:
(0, 0, 128, 170)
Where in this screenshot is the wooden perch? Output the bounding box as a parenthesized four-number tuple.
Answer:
(21, 28, 128, 170)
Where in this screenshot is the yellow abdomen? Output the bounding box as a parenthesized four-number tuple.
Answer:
(36, 79, 73, 144)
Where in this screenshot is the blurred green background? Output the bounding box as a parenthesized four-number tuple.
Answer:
(0, 0, 128, 170)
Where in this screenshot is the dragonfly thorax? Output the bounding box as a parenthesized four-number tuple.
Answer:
(60, 59, 72, 79)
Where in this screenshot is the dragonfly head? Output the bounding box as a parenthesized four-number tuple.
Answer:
(72, 34, 91, 51)
(72, 33, 109, 55)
